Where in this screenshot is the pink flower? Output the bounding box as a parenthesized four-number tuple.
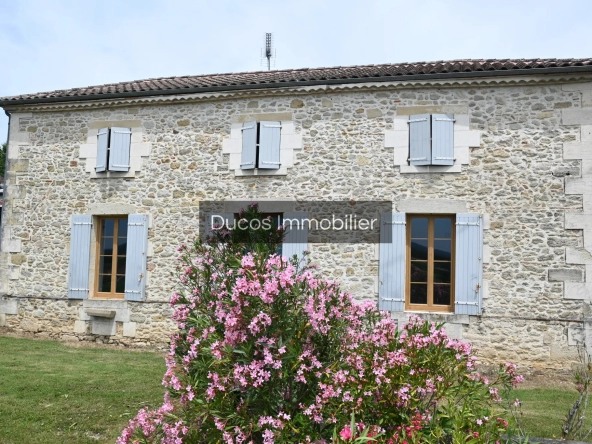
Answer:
(339, 426, 352, 440)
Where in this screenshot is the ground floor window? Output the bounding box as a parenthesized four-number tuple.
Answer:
(406, 214, 455, 312)
(96, 216, 128, 299)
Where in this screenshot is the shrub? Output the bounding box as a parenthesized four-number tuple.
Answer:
(119, 204, 521, 444)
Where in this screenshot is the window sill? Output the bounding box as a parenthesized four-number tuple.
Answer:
(235, 167, 288, 177)
(391, 311, 471, 326)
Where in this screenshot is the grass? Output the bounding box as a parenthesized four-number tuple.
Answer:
(1, 335, 592, 443)
(0, 336, 165, 444)
(511, 386, 592, 441)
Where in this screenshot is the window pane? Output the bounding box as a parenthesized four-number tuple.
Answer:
(99, 256, 112, 274)
(118, 237, 127, 256)
(433, 284, 451, 305)
(410, 218, 428, 239)
(434, 218, 452, 239)
(434, 262, 451, 283)
(118, 219, 128, 238)
(410, 240, 428, 260)
(100, 237, 113, 256)
(116, 256, 127, 275)
(410, 284, 427, 304)
(98, 274, 111, 293)
(102, 219, 115, 237)
(410, 261, 428, 282)
(116, 276, 125, 293)
(434, 240, 451, 261)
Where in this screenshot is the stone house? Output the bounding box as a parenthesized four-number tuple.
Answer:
(1, 58, 592, 373)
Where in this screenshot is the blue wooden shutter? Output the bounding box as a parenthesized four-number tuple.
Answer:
(454, 214, 483, 315)
(95, 128, 109, 172)
(431, 114, 455, 166)
(108, 127, 132, 172)
(124, 215, 149, 301)
(282, 212, 308, 261)
(205, 213, 234, 238)
(241, 122, 257, 170)
(379, 213, 406, 311)
(68, 215, 92, 299)
(258, 121, 281, 169)
(408, 114, 431, 166)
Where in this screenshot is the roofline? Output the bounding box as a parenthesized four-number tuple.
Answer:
(2, 65, 592, 107)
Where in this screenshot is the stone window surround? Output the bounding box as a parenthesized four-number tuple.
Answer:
(384, 109, 481, 173)
(69, 203, 154, 338)
(82, 203, 153, 301)
(377, 198, 492, 339)
(222, 115, 303, 177)
(79, 120, 151, 179)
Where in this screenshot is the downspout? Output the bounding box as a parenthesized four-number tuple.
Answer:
(1, 110, 10, 251)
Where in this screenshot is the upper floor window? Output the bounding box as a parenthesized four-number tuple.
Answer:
(241, 121, 281, 170)
(96, 127, 132, 172)
(408, 114, 455, 166)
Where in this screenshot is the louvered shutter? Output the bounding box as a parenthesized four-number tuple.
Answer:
(124, 215, 149, 301)
(95, 128, 109, 172)
(205, 213, 234, 239)
(379, 213, 406, 311)
(409, 114, 431, 166)
(454, 214, 483, 315)
(431, 114, 455, 166)
(108, 127, 132, 172)
(282, 212, 308, 261)
(241, 122, 257, 170)
(258, 121, 281, 169)
(68, 215, 92, 299)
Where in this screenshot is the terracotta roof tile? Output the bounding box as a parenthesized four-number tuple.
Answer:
(1, 58, 591, 105)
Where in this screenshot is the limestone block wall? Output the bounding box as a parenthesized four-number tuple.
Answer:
(0, 77, 590, 372)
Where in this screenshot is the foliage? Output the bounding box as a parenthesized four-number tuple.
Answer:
(119, 203, 521, 444)
(0, 142, 5, 177)
(562, 345, 592, 441)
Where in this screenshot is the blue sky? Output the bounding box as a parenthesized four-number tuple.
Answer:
(1, 0, 591, 143)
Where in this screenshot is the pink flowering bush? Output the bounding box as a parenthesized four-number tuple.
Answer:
(119, 204, 521, 444)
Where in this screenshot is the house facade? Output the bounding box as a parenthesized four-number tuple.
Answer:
(1, 59, 591, 373)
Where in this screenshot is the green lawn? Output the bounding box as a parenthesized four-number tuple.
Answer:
(0, 336, 165, 444)
(513, 387, 592, 441)
(0, 336, 591, 443)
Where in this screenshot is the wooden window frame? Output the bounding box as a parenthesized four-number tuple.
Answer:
(405, 214, 455, 312)
(94, 216, 128, 300)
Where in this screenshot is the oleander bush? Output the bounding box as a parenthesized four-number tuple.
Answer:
(119, 204, 522, 444)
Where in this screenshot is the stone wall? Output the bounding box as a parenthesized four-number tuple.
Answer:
(1, 77, 591, 372)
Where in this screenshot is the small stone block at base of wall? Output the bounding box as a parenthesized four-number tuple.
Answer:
(73, 320, 89, 334)
(91, 318, 116, 336)
(0, 313, 5, 327)
(122, 322, 136, 338)
(0, 298, 18, 315)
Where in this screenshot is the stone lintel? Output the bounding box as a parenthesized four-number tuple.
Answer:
(395, 105, 469, 115)
(396, 199, 467, 214)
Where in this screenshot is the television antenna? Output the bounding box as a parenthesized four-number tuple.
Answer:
(261, 33, 276, 70)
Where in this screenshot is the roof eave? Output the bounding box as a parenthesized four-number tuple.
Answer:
(2, 65, 592, 107)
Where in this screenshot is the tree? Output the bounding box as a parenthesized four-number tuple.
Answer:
(0, 142, 6, 178)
